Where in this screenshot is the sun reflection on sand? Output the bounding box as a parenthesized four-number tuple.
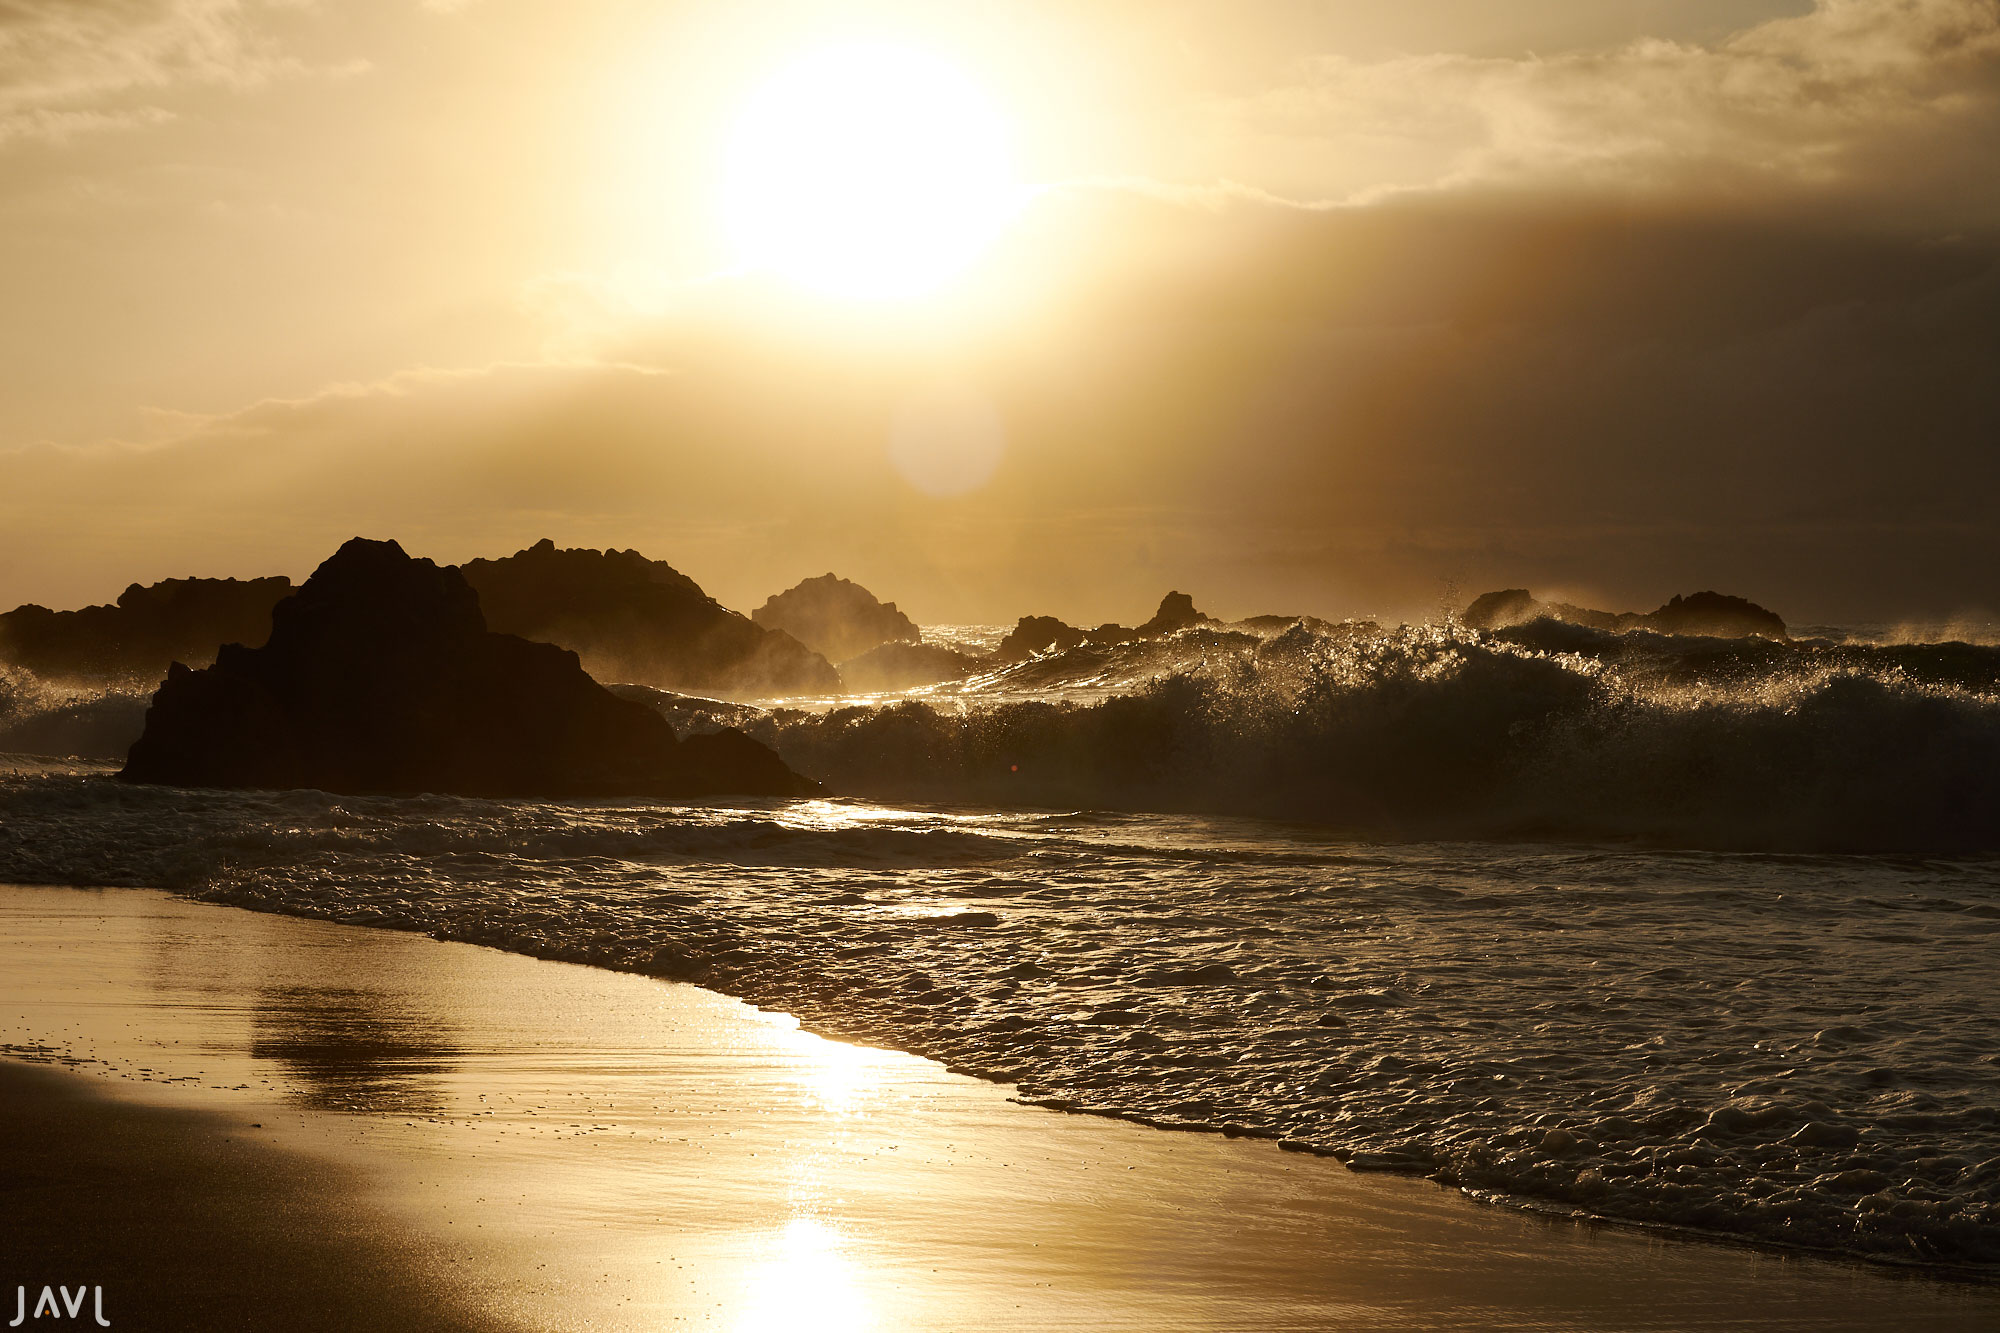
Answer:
(735, 1217, 872, 1333)
(792, 1030, 895, 1114)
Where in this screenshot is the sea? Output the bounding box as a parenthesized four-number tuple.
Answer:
(2, 616, 1997, 1274)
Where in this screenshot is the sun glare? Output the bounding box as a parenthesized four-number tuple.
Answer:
(721, 43, 1025, 301)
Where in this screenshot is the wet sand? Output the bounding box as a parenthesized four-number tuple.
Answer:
(1, 882, 1993, 1331)
(0, 1060, 516, 1332)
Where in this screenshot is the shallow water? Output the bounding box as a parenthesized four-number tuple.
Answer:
(3, 762, 1996, 1274)
(3, 882, 1996, 1332)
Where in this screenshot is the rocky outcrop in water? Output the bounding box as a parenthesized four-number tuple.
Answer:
(995, 615, 1088, 662)
(1464, 588, 1787, 639)
(461, 540, 837, 699)
(121, 538, 817, 797)
(1644, 592, 1788, 639)
(1135, 591, 1216, 637)
(751, 574, 921, 665)
(0, 576, 292, 683)
(995, 593, 1220, 661)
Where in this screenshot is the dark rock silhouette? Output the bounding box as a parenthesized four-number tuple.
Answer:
(995, 593, 1219, 661)
(121, 538, 817, 797)
(838, 642, 984, 692)
(1135, 591, 1215, 637)
(0, 576, 292, 683)
(1646, 592, 1789, 639)
(461, 540, 837, 699)
(995, 615, 1088, 662)
(752, 574, 920, 664)
(1464, 588, 1787, 639)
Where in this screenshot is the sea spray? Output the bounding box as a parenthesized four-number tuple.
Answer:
(754, 623, 2000, 851)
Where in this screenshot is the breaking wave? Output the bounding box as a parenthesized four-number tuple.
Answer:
(0, 665, 149, 761)
(752, 624, 2000, 853)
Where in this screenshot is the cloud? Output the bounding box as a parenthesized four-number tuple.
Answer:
(3, 182, 1996, 624)
(1215, 0, 2000, 218)
(0, 0, 303, 145)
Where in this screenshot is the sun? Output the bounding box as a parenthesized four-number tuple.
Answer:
(720, 43, 1026, 301)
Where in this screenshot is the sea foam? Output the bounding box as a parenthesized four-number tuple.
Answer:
(1, 764, 1995, 1272)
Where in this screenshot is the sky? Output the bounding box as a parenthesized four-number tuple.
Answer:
(1, 0, 1996, 626)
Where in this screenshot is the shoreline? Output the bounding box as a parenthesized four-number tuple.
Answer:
(188, 876, 2000, 1286)
(0, 1057, 516, 1333)
(5, 881, 1997, 1331)
(10, 861, 2000, 1288)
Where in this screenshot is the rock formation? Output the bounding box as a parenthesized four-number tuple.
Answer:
(994, 593, 1219, 662)
(751, 574, 921, 665)
(1644, 592, 1789, 639)
(1464, 588, 1787, 639)
(994, 615, 1088, 662)
(1135, 591, 1215, 637)
(0, 576, 292, 683)
(461, 540, 838, 699)
(121, 538, 817, 797)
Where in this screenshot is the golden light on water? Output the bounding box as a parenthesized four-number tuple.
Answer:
(795, 1030, 894, 1113)
(720, 43, 1027, 301)
(735, 1217, 872, 1333)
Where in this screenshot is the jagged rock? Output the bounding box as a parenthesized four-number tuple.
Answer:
(1136, 591, 1215, 637)
(120, 538, 817, 797)
(994, 593, 1217, 661)
(461, 540, 838, 699)
(839, 642, 984, 692)
(995, 615, 1087, 662)
(1464, 587, 1787, 639)
(0, 576, 292, 683)
(752, 574, 921, 664)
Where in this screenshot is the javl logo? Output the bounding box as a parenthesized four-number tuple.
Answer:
(9, 1287, 109, 1326)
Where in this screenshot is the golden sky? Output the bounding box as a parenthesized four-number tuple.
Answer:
(2, 0, 1996, 624)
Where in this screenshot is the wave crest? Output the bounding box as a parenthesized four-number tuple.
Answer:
(761, 625, 2000, 851)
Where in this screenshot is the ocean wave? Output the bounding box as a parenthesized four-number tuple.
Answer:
(5, 619, 1998, 853)
(751, 624, 2000, 852)
(0, 666, 149, 761)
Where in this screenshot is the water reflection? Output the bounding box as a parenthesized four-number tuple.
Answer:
(249, 983, 460, 1116)
(795, 1031, 894, 1113)
(735, 1217, 871, 1333)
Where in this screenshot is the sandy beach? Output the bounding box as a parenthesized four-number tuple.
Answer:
(0, 1059, 518, 1332)
(7, 0, 1998, 1322)
(2, 881, 1993, 1332)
